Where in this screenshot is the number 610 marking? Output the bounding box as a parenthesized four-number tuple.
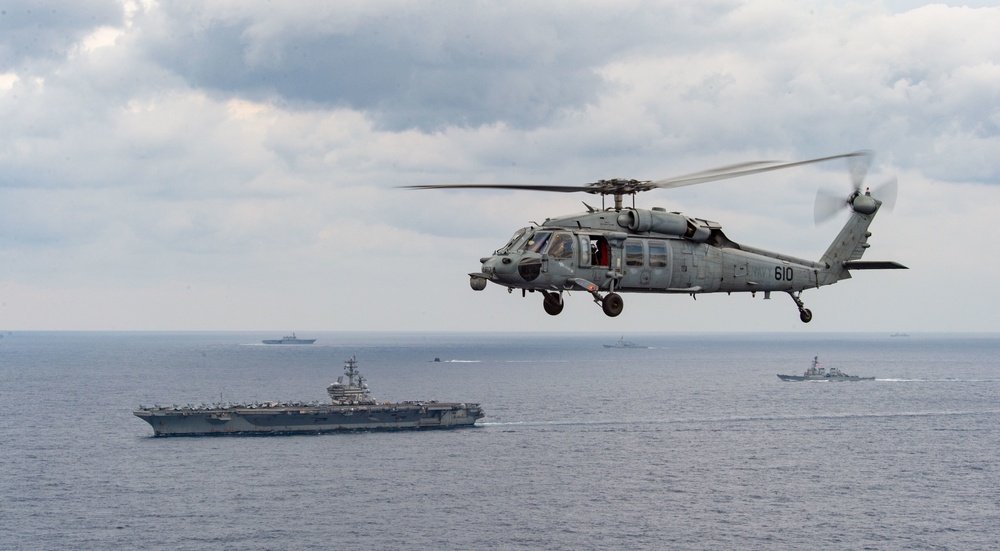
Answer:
(775, 267, 794, 281)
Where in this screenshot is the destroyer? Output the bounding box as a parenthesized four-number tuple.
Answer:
(134, 356, 484, 436)
(777, 356, 874, 382)
(603, 336, 645, 349)
(262, 333, 315, 344)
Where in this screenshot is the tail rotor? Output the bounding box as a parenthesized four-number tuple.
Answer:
(814, 151, 897, 224)
(873, 176, 898, 213)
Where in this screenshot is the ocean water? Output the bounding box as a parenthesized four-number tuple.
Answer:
(1, 331, 999, 550)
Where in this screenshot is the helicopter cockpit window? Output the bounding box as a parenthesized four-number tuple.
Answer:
(499, 227, 530, 253)
(525, 231, 552, 253)
(547, 233, 574, 259)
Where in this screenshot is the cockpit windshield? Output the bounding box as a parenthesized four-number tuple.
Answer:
(525, 231, 552, 253)
(497, 227, 531, 254)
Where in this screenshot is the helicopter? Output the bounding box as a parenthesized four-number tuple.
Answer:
(407, 150, 906, 322)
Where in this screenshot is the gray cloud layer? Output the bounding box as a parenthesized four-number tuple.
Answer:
(136, 2, 657, 131)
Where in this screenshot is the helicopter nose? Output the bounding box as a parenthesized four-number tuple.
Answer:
(482, 253, 528, 283)
(479, 256, 501, 277)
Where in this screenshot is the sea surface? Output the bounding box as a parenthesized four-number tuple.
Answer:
(2, 331, 999, 550)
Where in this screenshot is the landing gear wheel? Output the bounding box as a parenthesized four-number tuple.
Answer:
(788, 291, 812, 323)
(542, 292, 564, 316)
(602, 293, 624, 317)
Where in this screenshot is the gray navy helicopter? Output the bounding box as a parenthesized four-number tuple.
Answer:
(408, 150, 906, 322)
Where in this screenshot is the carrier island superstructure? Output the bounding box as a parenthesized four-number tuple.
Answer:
(134, 356, 484, 436)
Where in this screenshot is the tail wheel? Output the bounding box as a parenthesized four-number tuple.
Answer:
(799, 309, 813, 323)
(602, 293, 624, 317)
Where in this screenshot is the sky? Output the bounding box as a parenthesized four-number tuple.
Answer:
(1, 0, 998, 333)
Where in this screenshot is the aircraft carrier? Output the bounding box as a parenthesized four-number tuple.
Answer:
(261, 333, 315, 344)
(134, 356, 484, 436)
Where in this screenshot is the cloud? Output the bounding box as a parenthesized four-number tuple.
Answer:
(0, 1, 122, 70)
(135, 1, 624, 131)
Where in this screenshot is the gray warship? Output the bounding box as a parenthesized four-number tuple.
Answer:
(134, 355, 484, 436)
(603, 336, 645, 349)
(777, 356, 874, 382)
(262, 333, 315, 344)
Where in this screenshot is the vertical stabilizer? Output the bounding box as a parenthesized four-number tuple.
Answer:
(819, 207, 878, 283)
(818, 192, 906, 280)
(821, 211, 876, 265)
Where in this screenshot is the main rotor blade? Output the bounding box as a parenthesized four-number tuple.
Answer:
(662, 160, 785, 181)
(403, 183, 595, 193)
(404, 150, 876, 197)
(649, 150, 874, 190)
(404, 162, 786, 194)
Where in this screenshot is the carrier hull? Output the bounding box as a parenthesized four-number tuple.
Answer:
(135, 355, 484, 436)
(261, 335, 315, 344)
(135, 402, 483, 436)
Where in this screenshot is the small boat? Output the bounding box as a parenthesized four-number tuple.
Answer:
(778, 356, 874, 381)
(261, 333, 316, 345)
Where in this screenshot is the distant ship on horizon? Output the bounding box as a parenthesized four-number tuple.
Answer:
(604, 336, 646, 349)
(778, 356, 874, 382)
(262, 333, 316, 345)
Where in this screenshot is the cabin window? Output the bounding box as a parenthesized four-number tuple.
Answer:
(579, 236, 591, 266)
(625, 240, 644, 267)
(649, 240, 668, 268)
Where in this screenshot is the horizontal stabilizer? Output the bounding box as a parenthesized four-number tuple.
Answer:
(843, 260, 908, 270)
